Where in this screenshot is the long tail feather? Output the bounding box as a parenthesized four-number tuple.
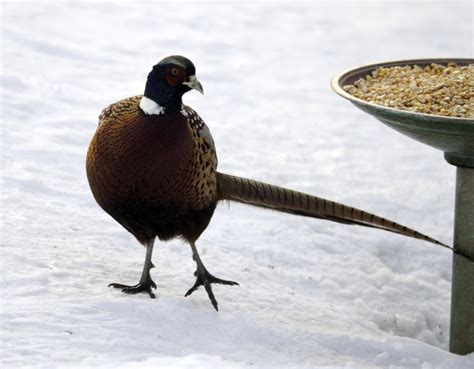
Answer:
(216, 172, 456, 252)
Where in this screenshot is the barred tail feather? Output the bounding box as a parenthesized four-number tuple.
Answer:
(216, 172, 449, 248)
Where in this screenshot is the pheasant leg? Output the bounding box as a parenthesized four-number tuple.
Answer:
(109, 239, 157, 298)
(185, 241, 239, 311)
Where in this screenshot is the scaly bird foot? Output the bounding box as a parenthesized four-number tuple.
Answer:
(108, 278, 157, 299)
(184, 268, 239, 311)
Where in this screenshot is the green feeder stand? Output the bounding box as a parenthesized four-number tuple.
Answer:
(331, 58, 474, 355)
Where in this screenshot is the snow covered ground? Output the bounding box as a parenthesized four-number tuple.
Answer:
(1, 1, 473, 368)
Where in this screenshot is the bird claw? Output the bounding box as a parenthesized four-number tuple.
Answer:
(184, 269, 239, 311)
(108, 279, 157, 299)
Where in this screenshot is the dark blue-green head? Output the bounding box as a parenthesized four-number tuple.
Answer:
(142, 55, 203, 114)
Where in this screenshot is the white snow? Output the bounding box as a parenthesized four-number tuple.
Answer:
(1, 1, 473, 368)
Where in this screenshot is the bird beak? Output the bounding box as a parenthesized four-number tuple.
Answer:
(183, 75, 204, 94)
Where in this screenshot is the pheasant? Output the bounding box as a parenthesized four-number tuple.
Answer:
(86, 55, 453, 311)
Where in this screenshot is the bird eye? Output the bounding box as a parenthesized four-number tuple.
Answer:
(171, 68, 180, 76)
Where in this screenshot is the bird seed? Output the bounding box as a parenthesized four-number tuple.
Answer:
(343, 63, 473, 118)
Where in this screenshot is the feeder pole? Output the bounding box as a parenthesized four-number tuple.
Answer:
(448, 165, 474, 355)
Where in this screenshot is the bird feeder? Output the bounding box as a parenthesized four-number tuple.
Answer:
(331, 58, 474, 355)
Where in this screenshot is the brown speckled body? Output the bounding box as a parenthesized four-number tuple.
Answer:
(86, 95, 217, 244)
